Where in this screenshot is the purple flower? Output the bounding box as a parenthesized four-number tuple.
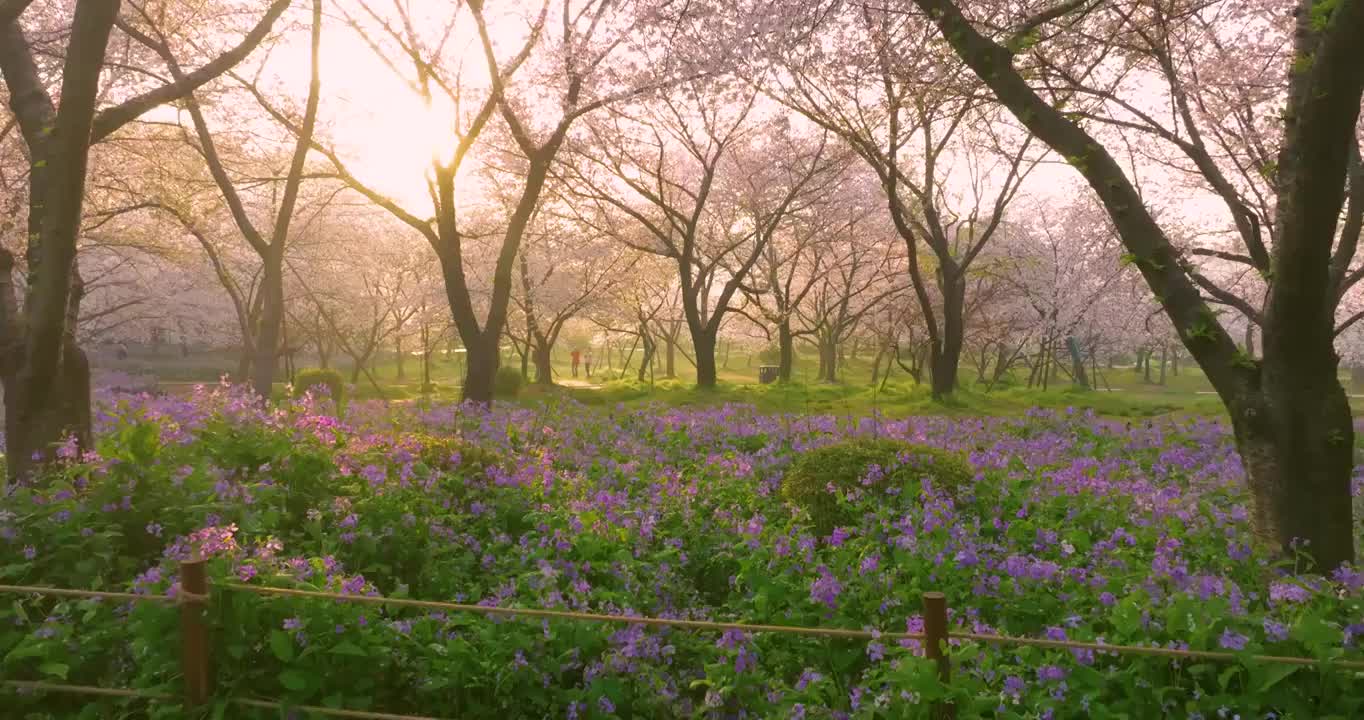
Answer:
(859, 555, 880, 574)
(22, 546, 36, 560)
(1345, 623, 1364, 648)
(828, 527, 851, 547)
(360, 464, 386, 487)
(1002, 675, 1025, 699)
(236, 564, 257, 582)
(597, 696, 615, 714)
(1269, 582, 1311, 604)
(809, 566, 842, 609)
(283, 617, 303, 631)
(146, 522, 163, 537)
(795, 669, 822, 691)
(1218, 629, 1249, 651)
(866, 641, 885, 662)
(1037, 665, 1067, 683)
(1262, 618, 1289, 642)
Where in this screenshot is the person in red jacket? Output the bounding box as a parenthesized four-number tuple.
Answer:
(571, 349, 581, 377)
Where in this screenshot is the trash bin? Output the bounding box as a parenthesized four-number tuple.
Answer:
(758, 365, 779, 384)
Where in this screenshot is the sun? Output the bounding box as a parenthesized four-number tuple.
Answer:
(309, 24, 484, 213)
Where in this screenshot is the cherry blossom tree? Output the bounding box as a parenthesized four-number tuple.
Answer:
(0, 0, 292, 481)
(913, 0, 1364, 567)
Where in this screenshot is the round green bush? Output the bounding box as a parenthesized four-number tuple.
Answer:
(494, 366, 524, 398)
(782, 437, 973, 532)
(294, 367, 344, 402)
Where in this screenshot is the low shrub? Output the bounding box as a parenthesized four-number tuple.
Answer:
(494, 366, 523, 398)
(782, 437, 973, 532)
(294, 368, 344, 403)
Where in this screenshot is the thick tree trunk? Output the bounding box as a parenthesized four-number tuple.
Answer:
(463, 335, 499, 404)
(5, 337, 91, 483)
(777, 322, 794, 383)
(929, 278, 966, 398)
(236, 347, 252, 381)
(1244, 324, 1256, 358)
(250, 262, 284, 400)
(694, 331, 718, 388)
(664, 335, 677, 378)
(1158, 344, 1168, 385)
(819, 337, 838, 383)
(1232, 381, 1354, 571)
(532, 343, 553, 385)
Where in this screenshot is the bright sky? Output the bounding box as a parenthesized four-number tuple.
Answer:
(263, 2, 505, 211)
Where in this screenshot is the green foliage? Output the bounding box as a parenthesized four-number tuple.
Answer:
(494, 366, 524, 398)
(782, 438, 973, 532)
(294, 368, 344, 403)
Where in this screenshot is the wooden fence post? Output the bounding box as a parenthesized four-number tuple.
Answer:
(922, 591, 955, 719)
(180, 558, 213, 708)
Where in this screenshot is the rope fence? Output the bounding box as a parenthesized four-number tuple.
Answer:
(3, 559, 1363, 720)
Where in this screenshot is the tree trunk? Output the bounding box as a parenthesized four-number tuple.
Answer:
(664, 335, 677, 378)
(994, 343, 1011, 384)
(929, 277, 966, 398)
(1143, 350, 1153, 384)
(1158, 344, 1168, 385)
(1171, 349, 1180, 376)
(1066, 336, 1089, 389)
(1351, 365, 1364, 394)
(820, 337, 838, 383)
(236, 346, 252, 381)
(532, 342, 553, 385)
(694, 331, 718, 388)
(1244, 324, 1256, 358)
(871, 344, 887, 385)
(1231, 377, 1354, 571)
(250, 262, 284, 400)
(4, 337, 92, 483)
(395, 334, 405, 379)
(638, 328, 655, 383)
(463, 335, 499, 404)
(777, 321, 794, 383)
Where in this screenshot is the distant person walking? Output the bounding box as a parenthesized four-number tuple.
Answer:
(571, 348, 581, 377)
(585, 348, 594, 378)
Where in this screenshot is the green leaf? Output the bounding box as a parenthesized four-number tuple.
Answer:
(278, 669, 309, 692)
(1255, 663, 1299, 692)
(328, 641, 368, 658)
(38, 662, 69, 679)
(269, 630, 295, 662)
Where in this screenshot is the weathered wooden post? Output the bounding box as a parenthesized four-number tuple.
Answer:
(922, 591, 954, 719)
(180, 558, 213, 707)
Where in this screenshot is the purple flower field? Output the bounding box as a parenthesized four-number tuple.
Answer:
(2, 382, 1363, 718)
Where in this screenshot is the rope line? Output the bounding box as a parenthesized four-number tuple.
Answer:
(221, 583, 924, 641)
(4, 582, 1363, 671)
(224, 583, 1364, 670)
(230, 697, 450, 719)
(1, 680, 174, 700)
(0, 681, 449, 720)
(951, 632, 1364, 670)
(0, 584, 177, 604)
